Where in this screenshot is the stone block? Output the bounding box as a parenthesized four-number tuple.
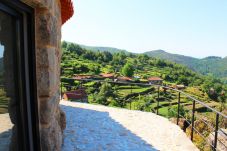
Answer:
(37, 67, 55, 97)
(36, 46, 57, 68)
(39, 92, 60, 125)
(40, 118, 62, 151)
(55, 107, 66, 132)
(36, 57, 61, 97)
(35, 10, 58, 47)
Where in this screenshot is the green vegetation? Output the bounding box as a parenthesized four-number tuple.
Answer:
(145, 50, 227, 82)
(121, 63, 134, 77)
(61, 41, 227, 150)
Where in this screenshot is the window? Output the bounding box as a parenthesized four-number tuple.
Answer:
(0, 1, 39, 151)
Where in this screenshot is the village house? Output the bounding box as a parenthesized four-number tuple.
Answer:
(175, 84, 186, 90)
(169, 84, 186, 90)
(116, 76, 133, 82)
(99, 73, 115, 80)
(148, 77, 163, 85)
(62, 89, 88, 103)
(73, 74, 94, 80)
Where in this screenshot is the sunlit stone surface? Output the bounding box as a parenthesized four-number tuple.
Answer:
(61, 101, 198, 151)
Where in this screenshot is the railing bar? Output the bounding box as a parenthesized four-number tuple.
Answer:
(217, 138, 227, 149)
(214, 113, 219, 150)
(191, 100, 196, 141)
(156, 86, 160, 115)
(218, 129, 227, 136)
(217, 131, 227, 138)
(192, 130, 216, 148)
(206, 138, 216, 149)
(193, 113, 215, 131)
(192, 127, 209, 141)
(169, 110, 187, 120)
(167, 109, 192, 125)
(177, 92, 180, 125)
(178, 114, 191, 124)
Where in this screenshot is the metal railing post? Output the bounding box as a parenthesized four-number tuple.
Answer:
(191, 100, 195, 141)
(157, 87, 160, 115)
(130, 101, 132, 110)
(177, 92, 181, 125)
(60, 80, 63, 99)
(131, 85, 132, 94)
(214, 113, 219, 151)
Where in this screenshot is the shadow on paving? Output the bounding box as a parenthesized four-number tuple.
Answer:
(61, 104, 158, 151)
(0, 129, 12, 150)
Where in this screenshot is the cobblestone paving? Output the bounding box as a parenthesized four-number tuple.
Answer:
(61, 101, 198, 151)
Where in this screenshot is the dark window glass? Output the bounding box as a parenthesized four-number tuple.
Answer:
(0, 10, 17, 150)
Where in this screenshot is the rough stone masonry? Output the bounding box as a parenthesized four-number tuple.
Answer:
(21, 0, 66, 150)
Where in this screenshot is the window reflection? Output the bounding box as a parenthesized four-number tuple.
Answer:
(0, 10, 16, 150)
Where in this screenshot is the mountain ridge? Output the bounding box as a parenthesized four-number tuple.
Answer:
(75, 43, 227, 80)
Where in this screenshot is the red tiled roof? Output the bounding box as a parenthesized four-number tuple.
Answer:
(117, 76, 132, 81)
(60, 0, 74, 24)
(100, 73, 114, 78)
(64, 89, 87, 99)
(148, 77, 163, 81)
(73, 75, 93, 80)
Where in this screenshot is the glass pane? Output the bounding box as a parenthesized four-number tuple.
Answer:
(0, 10, 16, 150)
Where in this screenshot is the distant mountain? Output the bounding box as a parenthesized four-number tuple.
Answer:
(144, 50, 227, 80)
(79, 44, 129, 54)
(144, 50, 199, 69)
(76, 43, 227, 80)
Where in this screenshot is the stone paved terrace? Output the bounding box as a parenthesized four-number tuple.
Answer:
(60, 101, 199, 151)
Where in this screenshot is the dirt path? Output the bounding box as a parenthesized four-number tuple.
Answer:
(61, 101, 198, 151)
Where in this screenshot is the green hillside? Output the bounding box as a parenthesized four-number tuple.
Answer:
(61, 42, 227, 103)
(62, 41, 128, 54)
(80, 44, 129, 54)
(144, 50, 227, 81)
(64, 42, 227, 81)
(144, 50, 199, 69)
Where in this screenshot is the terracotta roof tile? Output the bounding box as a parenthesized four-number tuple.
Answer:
(64, 89, 87, 99)
(60, 0, 74, 24)
(148, 77, 163, 81)
(73, 75, 93, 80)
(100, 73, 114, 78)
(117, 76, 132, 81)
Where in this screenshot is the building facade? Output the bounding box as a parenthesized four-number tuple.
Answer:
(0, 0, 74, 150)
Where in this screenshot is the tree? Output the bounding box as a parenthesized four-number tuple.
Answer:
(66, 43, 83, 56)
(95, 82, 114, 105)
(218, 91, 226, 111)
(102, 51, 113, 62)
(61, 41, 68, 49)
(121, 63, 134, 77)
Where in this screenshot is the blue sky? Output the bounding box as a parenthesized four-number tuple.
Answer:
(0, 45, 3, 58)
(62, 0, 227, 58)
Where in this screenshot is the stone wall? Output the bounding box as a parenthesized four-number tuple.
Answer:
(21, 0, 66, 150)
